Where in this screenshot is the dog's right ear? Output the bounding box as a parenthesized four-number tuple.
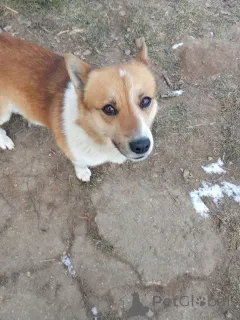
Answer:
(135, 38, 148, 65)
(64, 54, 92, 89)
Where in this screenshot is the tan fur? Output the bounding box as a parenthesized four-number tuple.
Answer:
(0, 33, 158, 180)
(79, 63, 157, 151)
(0, 34, 73, 156)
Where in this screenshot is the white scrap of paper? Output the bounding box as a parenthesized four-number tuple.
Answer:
(91, 306, 98, 320)
(172, 42, 184, 50)
(61, 255, 76, 277)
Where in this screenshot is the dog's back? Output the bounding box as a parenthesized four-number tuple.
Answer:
(0, 33, 69, 127)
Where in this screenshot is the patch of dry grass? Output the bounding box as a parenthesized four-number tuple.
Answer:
(3, 0, 67, 13)
(214, 75, 240, 162)
(153, 103, 188, 139)
(124, 0, 211, 67)
(124, 0, 238, 73)
(100, 313, 119, 320)
(3, 0, 112, 50)
(70, 2, 111, 49)
(124, 7, 178, 72)
(87, 224, 114, 254)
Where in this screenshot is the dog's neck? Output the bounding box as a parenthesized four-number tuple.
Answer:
(63, 82, 105, 142)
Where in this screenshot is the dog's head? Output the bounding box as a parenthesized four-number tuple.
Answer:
(64, 41, 158, 161)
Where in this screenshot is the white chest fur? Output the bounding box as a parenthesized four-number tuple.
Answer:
(62, 82, 126, 167)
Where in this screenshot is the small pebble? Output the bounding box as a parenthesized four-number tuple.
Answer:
(127, 27, 131, 32)
(220, 10, 231, 16)
(3, 25, 12, 32)
(135, 37, 145, 48)
(40, 224, 49, 232)
(225, 311, 233, 319)
(119, 10, 126, 16)
(125, 49, 131, 55)
(69, 28, 84, 35)
(183, 169, 192, 182)
(83, 49, 92, 56)
(25, 21, 32, 28)
(147, 310, 154, 318)
(208, 156, 213, 161)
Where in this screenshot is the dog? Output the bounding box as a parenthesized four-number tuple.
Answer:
(0, 34, 158, 181)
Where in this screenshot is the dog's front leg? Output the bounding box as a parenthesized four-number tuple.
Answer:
(74, 163, 91, 182)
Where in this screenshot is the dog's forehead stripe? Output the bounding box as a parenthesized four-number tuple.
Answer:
(118, 68, 135, 106)
(119, 68, 127, 77)
(118, 68, 145, 135)
(118, 68, 141, 117)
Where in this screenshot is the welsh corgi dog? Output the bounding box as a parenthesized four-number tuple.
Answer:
(0, 34, 158, 181)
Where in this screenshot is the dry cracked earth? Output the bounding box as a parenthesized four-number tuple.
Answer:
(0, 0, 240, 319)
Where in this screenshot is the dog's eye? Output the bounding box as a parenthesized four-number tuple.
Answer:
(102, 104, 118, 116)
(140, 97, 152, 108)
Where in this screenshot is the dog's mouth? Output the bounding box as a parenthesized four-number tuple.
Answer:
(129, 155, 146, 162)
(112, 140, 127, 157)
(112, 139, 121, 152)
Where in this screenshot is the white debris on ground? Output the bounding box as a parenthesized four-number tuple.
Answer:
(201, 158, 226, 174)
(170, 89, 184, 96)
(190, 159, 240, 217)
(91, 307, 98, 320)
(172, 42, 184, 50)
(190, 182, 240, 217)
(190, 188, 210, 217)
(161, 90, 185, 98)
(61, 255, 76, 277)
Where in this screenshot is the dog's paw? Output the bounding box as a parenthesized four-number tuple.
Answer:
(0, 129, 14, 150)
(75, 166, 91, 182)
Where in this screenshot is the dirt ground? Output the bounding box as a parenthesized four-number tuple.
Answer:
(0, 0, 240, 319)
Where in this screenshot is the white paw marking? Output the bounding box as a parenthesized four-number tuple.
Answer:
(0, 129, 14, 150)
(75, 166, 91, 182)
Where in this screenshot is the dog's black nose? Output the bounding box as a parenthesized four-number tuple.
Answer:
(129, 138, 150, 154)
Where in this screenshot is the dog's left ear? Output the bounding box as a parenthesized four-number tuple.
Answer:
(64, 54, 92, 89)
(135, 39, 148, 65)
